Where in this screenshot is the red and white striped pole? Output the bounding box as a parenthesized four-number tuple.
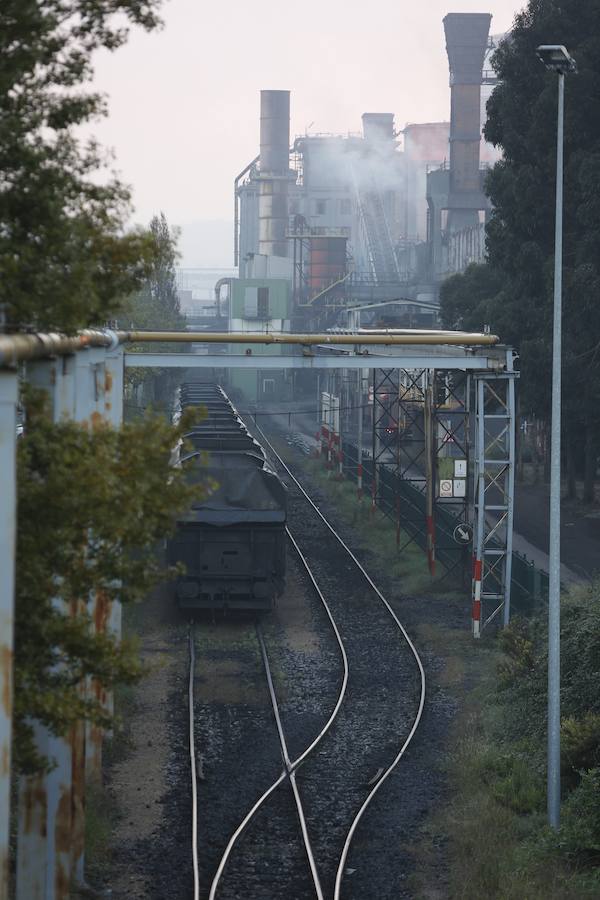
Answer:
(472, 556, 483, 638)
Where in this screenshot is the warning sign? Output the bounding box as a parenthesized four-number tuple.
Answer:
(440, 479, 453, 498)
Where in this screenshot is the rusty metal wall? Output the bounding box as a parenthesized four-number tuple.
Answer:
(0, 370, 18, 900)
(14, 344, 125, 900)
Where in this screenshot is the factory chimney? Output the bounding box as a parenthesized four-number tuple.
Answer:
(258, 90, 291, 258)
(443, 13, 491, 231)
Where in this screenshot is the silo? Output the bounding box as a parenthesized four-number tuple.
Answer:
(309, 236, 347, 295)
(259, 90, 291, 258)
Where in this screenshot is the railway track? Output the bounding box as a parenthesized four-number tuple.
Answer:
(189, 422, 426, 898)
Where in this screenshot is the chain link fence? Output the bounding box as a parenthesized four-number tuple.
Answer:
(335, 437, 549, 614)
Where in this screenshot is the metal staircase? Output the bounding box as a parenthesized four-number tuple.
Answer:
(354, 180, 400, 283)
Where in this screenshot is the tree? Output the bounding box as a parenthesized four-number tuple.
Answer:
(119, 212, 188, 411)
(0, 1, 163, 332)
(442, 0, 600, 499)
(0, 3, 212, 775)
(15, 395, 207, 773)
(121, 213, 185, 331)
(439, 263, 503, 332)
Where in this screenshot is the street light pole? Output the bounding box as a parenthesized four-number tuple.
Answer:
(536, 43, 576, 830)
(547, 66, 564, 833)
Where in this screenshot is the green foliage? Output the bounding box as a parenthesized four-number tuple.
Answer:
(420, 588, 600, 897)
(15, 393, 208, 773)
(0, 1, 163, 331)
(119, 213, 186, 332)
(119, 213, 187, 412)
(497, 617, 536, 685)
(439, 263, 504, 332)
(561, 714, 600, 776)
(441, 0, 600, 454)
(491, 756, 546, 815)
(552, 767, 600, 863)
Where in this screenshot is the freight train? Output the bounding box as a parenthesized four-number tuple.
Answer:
(167, 383, 286, 611)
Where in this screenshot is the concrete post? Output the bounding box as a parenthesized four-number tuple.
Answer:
(0, 370, 18, 900)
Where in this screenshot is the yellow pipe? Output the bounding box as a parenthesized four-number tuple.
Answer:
(0, 330, 115, 366)
(0, 327, 500, 367)
(118, 330, 499, 347)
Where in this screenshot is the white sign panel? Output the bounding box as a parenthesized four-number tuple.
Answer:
(454, 459, 467, 478)
(454, 479, 466, 498)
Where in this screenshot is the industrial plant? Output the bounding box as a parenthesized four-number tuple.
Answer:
(202, 12, 504, 404)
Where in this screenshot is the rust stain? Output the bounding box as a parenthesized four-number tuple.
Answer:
(0, 645, 12, 718)
(1, 744, 9, 779)
(90, 411, 103, 430)
(21, 773, 47, 837)
(70, 723, 85, 871)
(105, 400, 112, 411)
(54, 785, 72, 856)
(0, 849, 9, 900)
(104, 370, 113, 393)
(86, 723, 103, 783)
(94, 591, 110, 634)
(55, 858, 70, 899)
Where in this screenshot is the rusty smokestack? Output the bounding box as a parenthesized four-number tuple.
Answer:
(443, 13, 491, 231)
(258, 90, 290, 258)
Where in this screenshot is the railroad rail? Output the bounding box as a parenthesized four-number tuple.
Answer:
(255, 422, 427, 898)
(207, 529, 349, 899)
(188, 625, 200, 900)
(203, 420, 426, 897)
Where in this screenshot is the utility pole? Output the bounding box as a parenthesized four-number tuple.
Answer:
(536, 43, 577, 830)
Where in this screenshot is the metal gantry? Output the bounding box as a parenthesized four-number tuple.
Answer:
(371, 367, 474, 580)
(471, 369, 516, 637)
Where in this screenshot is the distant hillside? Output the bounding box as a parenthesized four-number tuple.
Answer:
(176, 220, 234, 268)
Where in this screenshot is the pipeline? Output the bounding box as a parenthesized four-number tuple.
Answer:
(116, 329, 499, 347)
(0, 327, 500, 367)
(233, 156, 260, 267)
(0, 329, 119, 367)
(214, 278, 235, 319)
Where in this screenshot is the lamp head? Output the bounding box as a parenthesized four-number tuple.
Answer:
(536, 45, 577, 73)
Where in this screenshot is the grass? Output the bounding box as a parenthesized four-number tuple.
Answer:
(84, 605, 143, 885)
(408, 620, 600, 899)
(297, 454, 465, 599)
(280, 443, 600, 899)
(84, 781, 115, 885)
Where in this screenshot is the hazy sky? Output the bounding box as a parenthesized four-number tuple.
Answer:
(88, 1, 525, 256)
